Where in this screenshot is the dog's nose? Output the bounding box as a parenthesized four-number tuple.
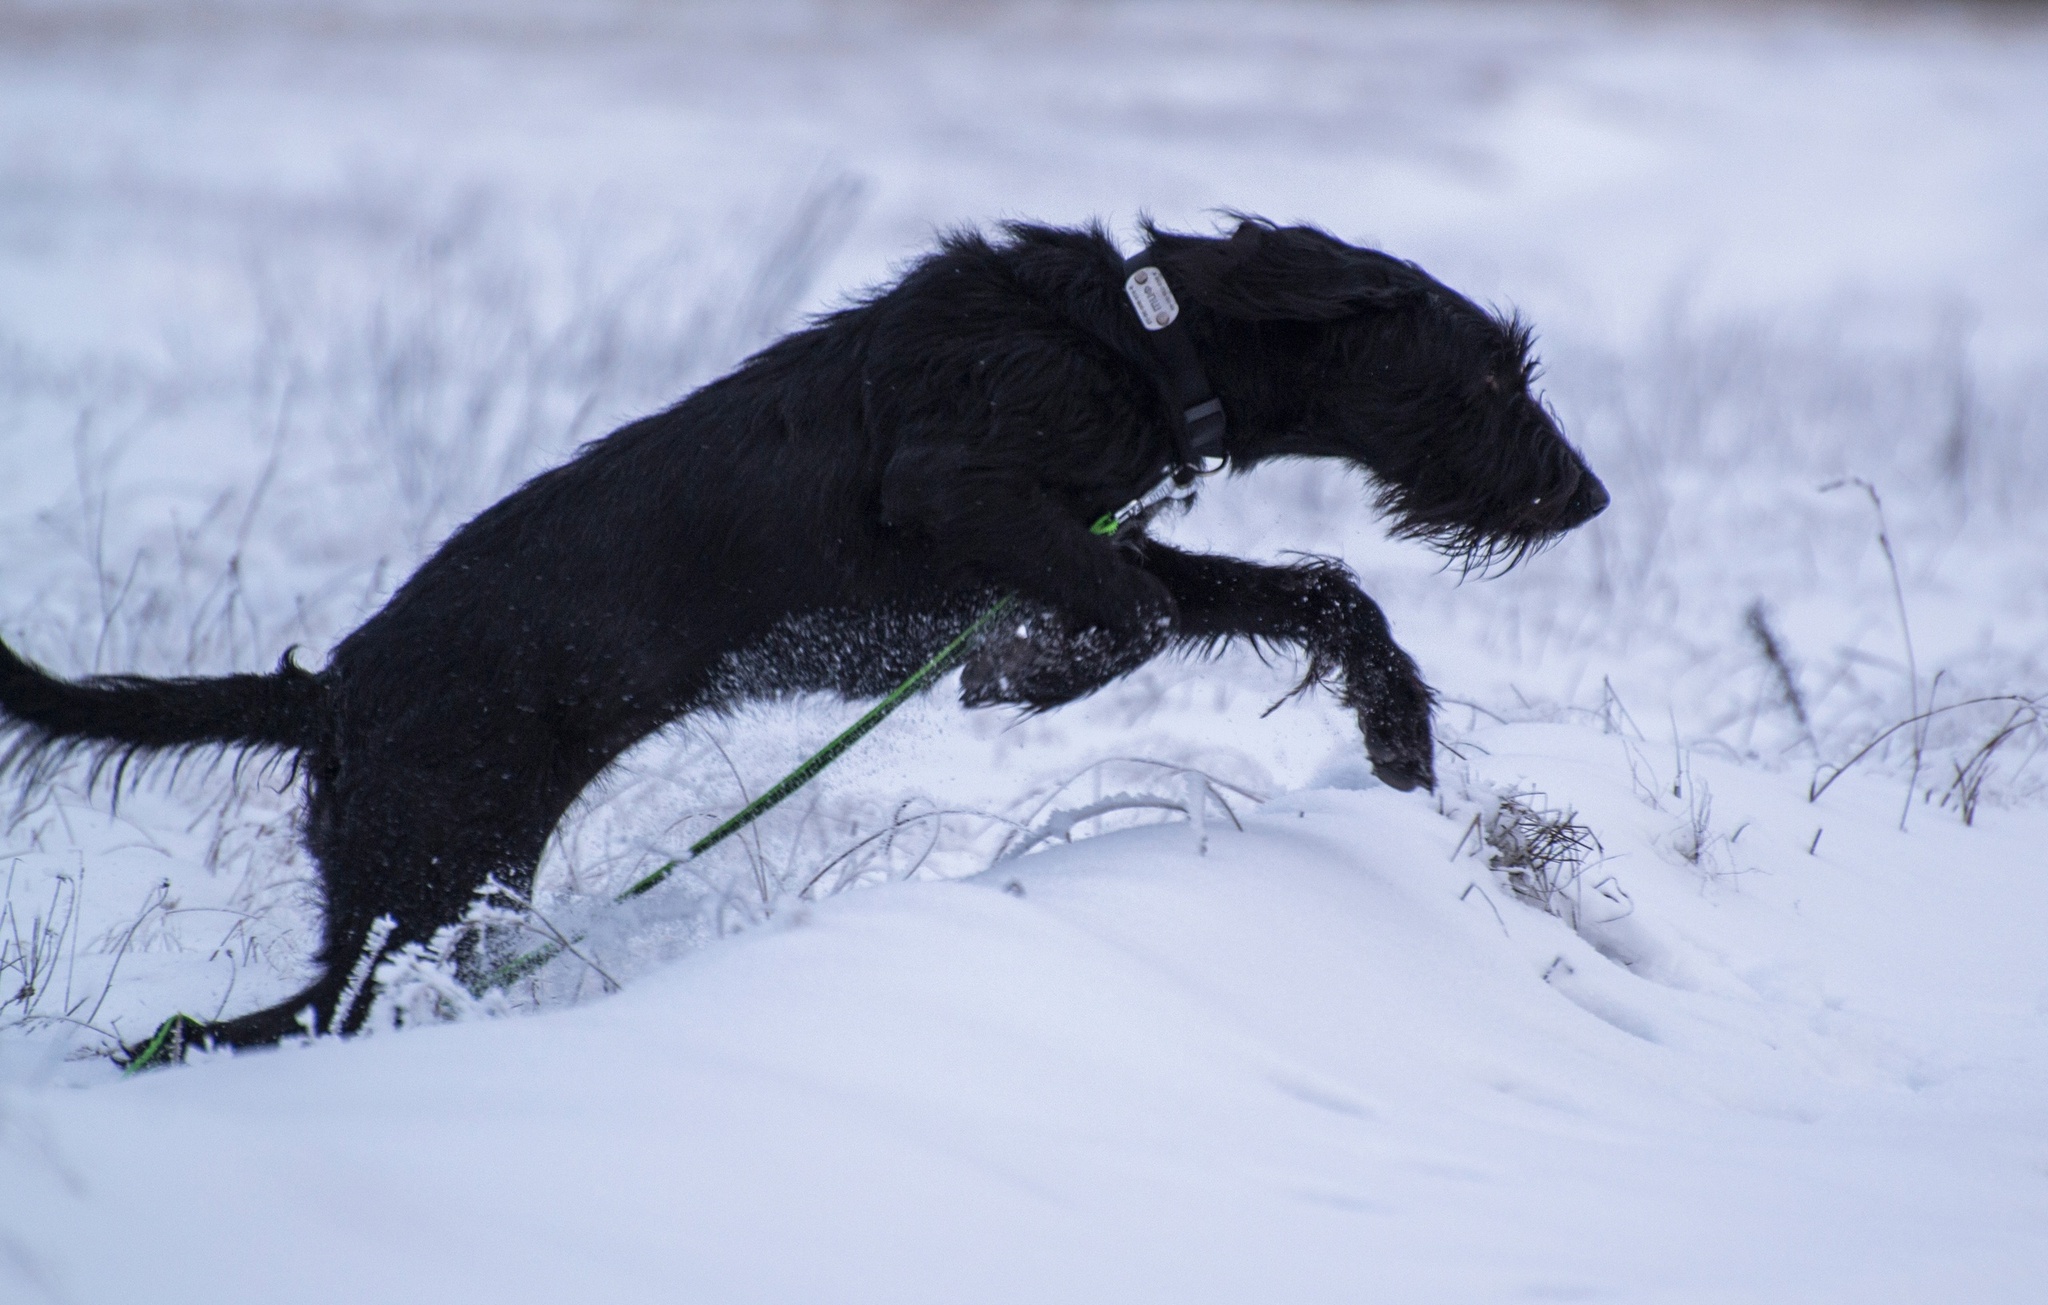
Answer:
(1563, 472, 1609, 526)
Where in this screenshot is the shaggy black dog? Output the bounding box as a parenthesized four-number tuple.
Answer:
(0, 217, 1605, 1051)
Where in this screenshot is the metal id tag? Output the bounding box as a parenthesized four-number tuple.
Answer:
(1123, 266, 1180, 331)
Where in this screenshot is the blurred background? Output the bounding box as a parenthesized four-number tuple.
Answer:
(3, 0, 2045, 1046)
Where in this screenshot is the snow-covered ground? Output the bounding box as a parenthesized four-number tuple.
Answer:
(13, 753, 2048, 1303)
(4, 1, 2047, 1299)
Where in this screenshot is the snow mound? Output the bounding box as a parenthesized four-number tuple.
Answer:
(7, 723, 2046, 1302)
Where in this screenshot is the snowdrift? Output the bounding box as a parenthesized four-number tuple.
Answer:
(8, 724, 2045, 1302)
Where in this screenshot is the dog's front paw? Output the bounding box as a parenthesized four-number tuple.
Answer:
(1369, 743, 1433, 794)
(1359, 665, 1436, 794)
(960, 606, 1161, 710)
(959, 611, 1056, 708)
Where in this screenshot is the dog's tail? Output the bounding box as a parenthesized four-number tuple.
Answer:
(0, 637, 324, 780)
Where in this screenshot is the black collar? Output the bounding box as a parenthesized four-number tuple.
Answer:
(1121, 249, 1227, 482)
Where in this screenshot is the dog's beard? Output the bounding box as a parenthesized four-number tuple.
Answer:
(1389, 509, 1557, 577)
(1373, 457, 1597, 576)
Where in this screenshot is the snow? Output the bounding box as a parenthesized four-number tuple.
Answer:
(9, 747, 2048, 1301)
(5, 1, 2048, 1299)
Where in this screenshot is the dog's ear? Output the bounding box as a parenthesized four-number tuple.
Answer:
(1159, 220, 1422, 322)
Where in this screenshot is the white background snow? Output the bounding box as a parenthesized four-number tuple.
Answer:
(3, 1, 2047, 1300)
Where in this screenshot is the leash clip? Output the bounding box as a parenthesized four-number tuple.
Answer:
(1091, 469, 1201, 537)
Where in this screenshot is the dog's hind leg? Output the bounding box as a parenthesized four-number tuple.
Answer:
(188, 724, 626, 1048)
(1139, 544, 1437, 792)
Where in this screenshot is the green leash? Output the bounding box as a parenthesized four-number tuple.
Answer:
(120, 1013, 205, 1075)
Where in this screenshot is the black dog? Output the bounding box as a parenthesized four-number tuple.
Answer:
(0, 217, 1605, 1051)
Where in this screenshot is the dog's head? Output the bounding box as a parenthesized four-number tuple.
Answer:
(1154, 219, 1607, 570)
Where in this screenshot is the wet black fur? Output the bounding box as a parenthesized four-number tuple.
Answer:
(0, 217, 1606, 1052)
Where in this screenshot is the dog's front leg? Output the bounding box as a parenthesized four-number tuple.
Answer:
(880, 445, 1174, 636)
(1141, 544, 1437, 792)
